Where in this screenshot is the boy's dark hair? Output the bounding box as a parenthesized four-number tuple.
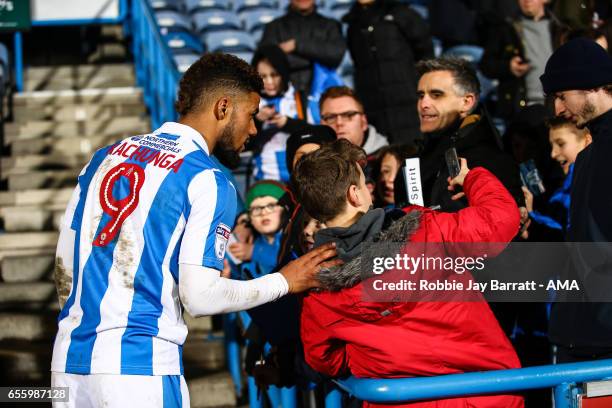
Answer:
(176, 53, 263, 116)
(546, 116, 589, 138)
(292, 139, 366, 222)
(415, 57, 481, 96)
(319, 86, 365, 112)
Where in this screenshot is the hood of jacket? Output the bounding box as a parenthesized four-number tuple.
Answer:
(362, 125, 390, 154)
(315, 209, 421, 291)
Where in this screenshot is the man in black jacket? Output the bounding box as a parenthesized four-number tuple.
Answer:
(480, 0, 567, 120)
(259, 0, 345, 93)
(540, 38, 612, 363)
(416, 57, 526, 214)
(343, 0, 433, 144)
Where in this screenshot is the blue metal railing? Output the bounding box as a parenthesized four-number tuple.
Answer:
(329, 359, 612, 408)
(131, 0, 181, 129)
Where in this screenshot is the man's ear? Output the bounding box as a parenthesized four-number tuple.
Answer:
(214, 97, 231, 121)
(460, 93, 477, 116)
(361, 112, 369, 133)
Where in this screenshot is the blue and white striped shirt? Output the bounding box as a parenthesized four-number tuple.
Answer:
(51, 122, 237, 375)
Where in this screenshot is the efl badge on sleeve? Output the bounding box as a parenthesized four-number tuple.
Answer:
(215, 224, 231, 259)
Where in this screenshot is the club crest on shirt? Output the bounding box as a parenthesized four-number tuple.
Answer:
(215, 223, 231, 259)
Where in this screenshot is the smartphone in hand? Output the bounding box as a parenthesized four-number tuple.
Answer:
(445, 147, 461, 179)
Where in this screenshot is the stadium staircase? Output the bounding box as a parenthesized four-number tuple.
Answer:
(0, 32, 237, 408)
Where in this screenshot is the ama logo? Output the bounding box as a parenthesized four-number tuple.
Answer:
(215, 224, 231, 259)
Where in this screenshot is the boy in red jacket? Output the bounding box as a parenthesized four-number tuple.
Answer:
(292, 139, 524, 407)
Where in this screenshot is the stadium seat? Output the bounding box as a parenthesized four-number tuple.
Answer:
(443, 44, 484, 64)
(155, 10, 193, 33)
(173, 53, 201, 73)
(164, 31, 205, 55)
(192, 10, 244, 34)
(204, 30, 257, 53)
(148, 0, 184, 12)
(409, 4, 428, 20)
(184, 0, 230, 14)
(325, 0, 353, 10)
(228, 51, 255, 63)
(242, 9, 281, 33)
(234, 0, 278, 13)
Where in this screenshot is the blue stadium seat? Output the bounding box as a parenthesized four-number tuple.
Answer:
(192, 10, 244, 33)
(234, 0, 278, 13)
(325, 0, 353, 10)
(164, 31, 205, 55)
(155, 10, 192, 33)
(173, 53, 201, 73)
(443, 45, 484, 64)
(409, 4, 428, 20)
(148, 0, 184, 12)
(184, 0, 230, 14)
(242, 9, 281, 32)
(228, 51, 255, 63)
(204, 30, 257, 52)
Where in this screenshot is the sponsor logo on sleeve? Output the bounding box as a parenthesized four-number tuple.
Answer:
(215, 223, 231, 259)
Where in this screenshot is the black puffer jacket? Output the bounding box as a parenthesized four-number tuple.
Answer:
(418, 106, 525, 212)
(260, 7, 346, 93)
(480, 9, 567, 120)
(343, 0, 433, 144)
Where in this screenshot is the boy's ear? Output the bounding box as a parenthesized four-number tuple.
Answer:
(347, 184, 360, 208)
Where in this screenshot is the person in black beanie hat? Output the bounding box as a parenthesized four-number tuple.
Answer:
(539, 38, 612, 364)
(285, 124, 337, 173)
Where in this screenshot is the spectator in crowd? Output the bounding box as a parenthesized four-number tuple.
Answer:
(540, 37, 612, 363)
(373, 144, 418, 208)
(50, 53, 339, 405)
(416, 58, 525, 214)
(480, 0, 568, 120)
(237, 180, 288, 279)
(260, 0, 346, 93)
(523, 117, 592, 235)
(430, 0, 519, 48)
(278, 125, 337, 267)
(250, 46, 311, 183)
(293, 139, 523, 408)
(319, 86, 389, 155)
(342, 0, 433, 144)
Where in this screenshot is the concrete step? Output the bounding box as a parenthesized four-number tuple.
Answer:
(188, 372, 237, 408)
(4, 116, 150, 144)
(7, 170, 78, 190)
(0, 205, 65, 232)
(13, 102, 146, 123)
(184, 336, 225, 372)
(0, 282, 56, 304)
(11, 135, 114, 156)
(1, 155, 89, 175)
(1, 251, 55, 283)
(0, 312, 57, 341)
(184, 313, 213, 333)
(14, 87, 142, 107)
(0, 232, 59, 252)
(24, 64, 135, 92)
(0, 340, 53, 384)
(0, 188, 72, 207)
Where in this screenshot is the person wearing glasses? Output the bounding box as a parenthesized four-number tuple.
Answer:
(319, 86, 389, 155)
(239, 180, 289, 279)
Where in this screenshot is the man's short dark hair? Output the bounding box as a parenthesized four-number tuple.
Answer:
(176, 53, 263, 116)
(292, 139, 366, 222)
(416, 57, 481, 97)
(319, 86, 365, 112)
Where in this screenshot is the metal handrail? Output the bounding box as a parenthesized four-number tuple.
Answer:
(331, 359, 612, 407)
(130, 0, 181, 129)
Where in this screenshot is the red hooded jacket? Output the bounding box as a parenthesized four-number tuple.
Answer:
(301, 167, 524, 407)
